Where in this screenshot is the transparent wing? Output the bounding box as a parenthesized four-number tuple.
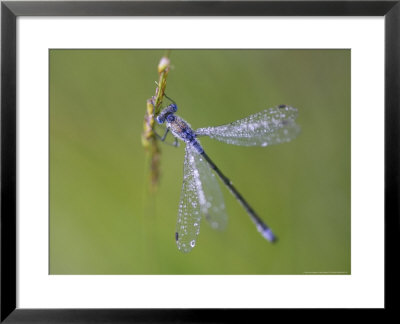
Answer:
(175, 145, 228, 253)
(175, 146, 202, 253)
(190, 146, 228, 231)
(195, 105, 300, 147)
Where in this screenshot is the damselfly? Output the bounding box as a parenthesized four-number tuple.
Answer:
(156, 101, 300, 253)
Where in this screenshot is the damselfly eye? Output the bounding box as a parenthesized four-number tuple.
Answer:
(156, 115, 165, 124)
(166, 114, 175, 122)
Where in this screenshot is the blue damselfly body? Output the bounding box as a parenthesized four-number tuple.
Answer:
(156, 101, 300, 253)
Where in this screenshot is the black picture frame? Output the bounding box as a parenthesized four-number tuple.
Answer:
(1, 0, 398, 322)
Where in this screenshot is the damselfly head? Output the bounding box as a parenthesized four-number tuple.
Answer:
(156, 103, 178, 124)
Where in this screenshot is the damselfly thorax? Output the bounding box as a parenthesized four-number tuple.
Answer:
(159, 105, 204, 154)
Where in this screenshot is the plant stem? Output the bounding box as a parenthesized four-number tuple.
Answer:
(142, 54, 171, 191)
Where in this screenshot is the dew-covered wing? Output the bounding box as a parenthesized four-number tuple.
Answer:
(195, 105, 300, 147)
(175, 145, 228, 253)
(190, 146, 228, 231)
(175, 146, 202, 253)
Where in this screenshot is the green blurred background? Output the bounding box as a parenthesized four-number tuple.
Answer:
(49, 50, 350, 274)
